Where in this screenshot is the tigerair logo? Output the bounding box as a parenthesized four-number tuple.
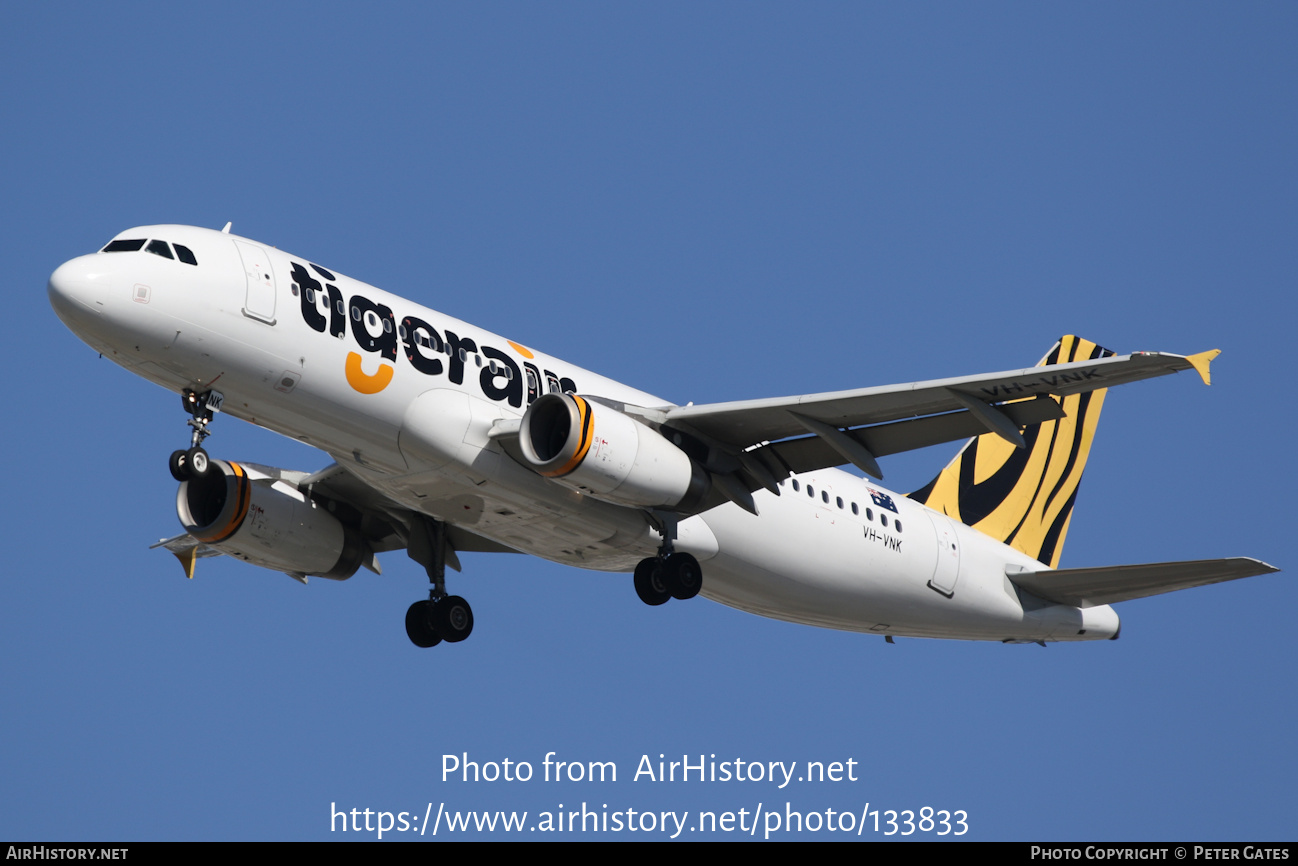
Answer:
(289, 261, 577, 403)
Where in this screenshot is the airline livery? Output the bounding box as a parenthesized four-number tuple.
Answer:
(48, 224, 1278, 648)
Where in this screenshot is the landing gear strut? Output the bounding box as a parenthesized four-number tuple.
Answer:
(404, 516, 474, 648)
(633, 511, 703, 606)
(168, 388, 224, 481)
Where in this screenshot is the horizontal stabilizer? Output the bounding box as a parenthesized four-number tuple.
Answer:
(1009, 557, 1280, 607)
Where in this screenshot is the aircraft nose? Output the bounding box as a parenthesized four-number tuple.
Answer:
(48, 255, 110, 325)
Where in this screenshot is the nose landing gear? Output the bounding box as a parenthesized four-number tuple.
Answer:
(168, 389, 224, 481)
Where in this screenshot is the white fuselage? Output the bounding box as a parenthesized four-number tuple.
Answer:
(48, 224, 1119, 643)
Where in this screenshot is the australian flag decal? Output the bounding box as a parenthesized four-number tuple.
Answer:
(868, 488, 899, 513)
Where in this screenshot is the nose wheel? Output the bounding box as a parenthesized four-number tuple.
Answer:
(168, 389, 224, 481)
(169, 447, 211, 481)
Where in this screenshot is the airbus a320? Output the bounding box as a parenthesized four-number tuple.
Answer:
(48, 224, 1279, 648)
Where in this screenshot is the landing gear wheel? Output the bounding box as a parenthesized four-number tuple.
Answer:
(405, 601, 441, 648)
(663, 552, 702, 600)
(634, 558, 672, 606)
(174, 389, 222, 480)
(169, 450, 190, 482)
(185, 446, 209, 477)
(433, 595, 474, 643)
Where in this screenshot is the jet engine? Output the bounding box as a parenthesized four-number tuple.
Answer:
(518, 393, 708, 510)
(176, 460, 369, 579)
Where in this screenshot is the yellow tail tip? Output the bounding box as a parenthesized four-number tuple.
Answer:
(1187, 349, 1221, 386)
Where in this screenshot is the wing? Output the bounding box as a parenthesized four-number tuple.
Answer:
(152, 461, 519, 581)
(658, 340, 1218, 511)
(299, 462, 521, 558)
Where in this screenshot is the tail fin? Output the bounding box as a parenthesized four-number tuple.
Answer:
(907, 335, 1115, 568)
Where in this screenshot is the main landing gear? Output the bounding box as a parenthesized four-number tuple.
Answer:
(404, 516, 474, 648)
(633, 513, 703, 606)
(405, 596, 473, 648)
(168, 388, 224, 481)
(633, 552, 702, 605)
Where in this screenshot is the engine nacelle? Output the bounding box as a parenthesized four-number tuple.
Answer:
(518, 393, 708, 510)
(177, 460, 368, 580)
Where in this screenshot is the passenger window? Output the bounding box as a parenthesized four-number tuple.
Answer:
(866, 508, 874, 521)
(807, 486, 814, 498)
(821, 491, 829, 504)
(851, 502, 859, 515)
(836, 496, 843, 509)
(895, 520, 903, 532)
(145, 240, 174, 259)
(791, 480, 800, 492)
(102, 239, 146, 252)
(881, 514, 888, 528)
(174, 244, 198, 265)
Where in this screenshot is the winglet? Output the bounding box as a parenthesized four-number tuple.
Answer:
(1186, 349, 1220, 386)
(151, 533, 222, 577)
(172, 546, 198, 580)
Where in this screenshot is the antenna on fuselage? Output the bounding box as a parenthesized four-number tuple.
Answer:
(221, 222, 232, 234)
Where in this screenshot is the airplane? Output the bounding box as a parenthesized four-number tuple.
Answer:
(47, 224, 1279, 648)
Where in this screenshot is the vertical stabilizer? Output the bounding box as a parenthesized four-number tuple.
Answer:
(907, 335, 1114, 568)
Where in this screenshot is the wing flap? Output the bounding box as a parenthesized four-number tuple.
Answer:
(757, 395, 1066, 476)
(1009, 557, 1280, 607)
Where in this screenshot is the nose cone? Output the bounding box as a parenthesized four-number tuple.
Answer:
(48, 255, 111, 330)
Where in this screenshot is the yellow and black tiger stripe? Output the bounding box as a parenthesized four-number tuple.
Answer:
(907, 336, 1113, 568)
(541, 395, 595, 478)
(192, 461, 252, 545)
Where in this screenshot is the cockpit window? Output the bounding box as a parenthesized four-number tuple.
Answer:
(101, 237, 199, 265)
(103, 239, 146, 252)
(145, 239, 174, 260)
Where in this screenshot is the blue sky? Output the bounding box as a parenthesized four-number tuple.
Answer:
(3, 3, 1294, 841)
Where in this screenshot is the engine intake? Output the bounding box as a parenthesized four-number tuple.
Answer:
(518, 393, 708, 510)
(177, 460, 367, 580)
